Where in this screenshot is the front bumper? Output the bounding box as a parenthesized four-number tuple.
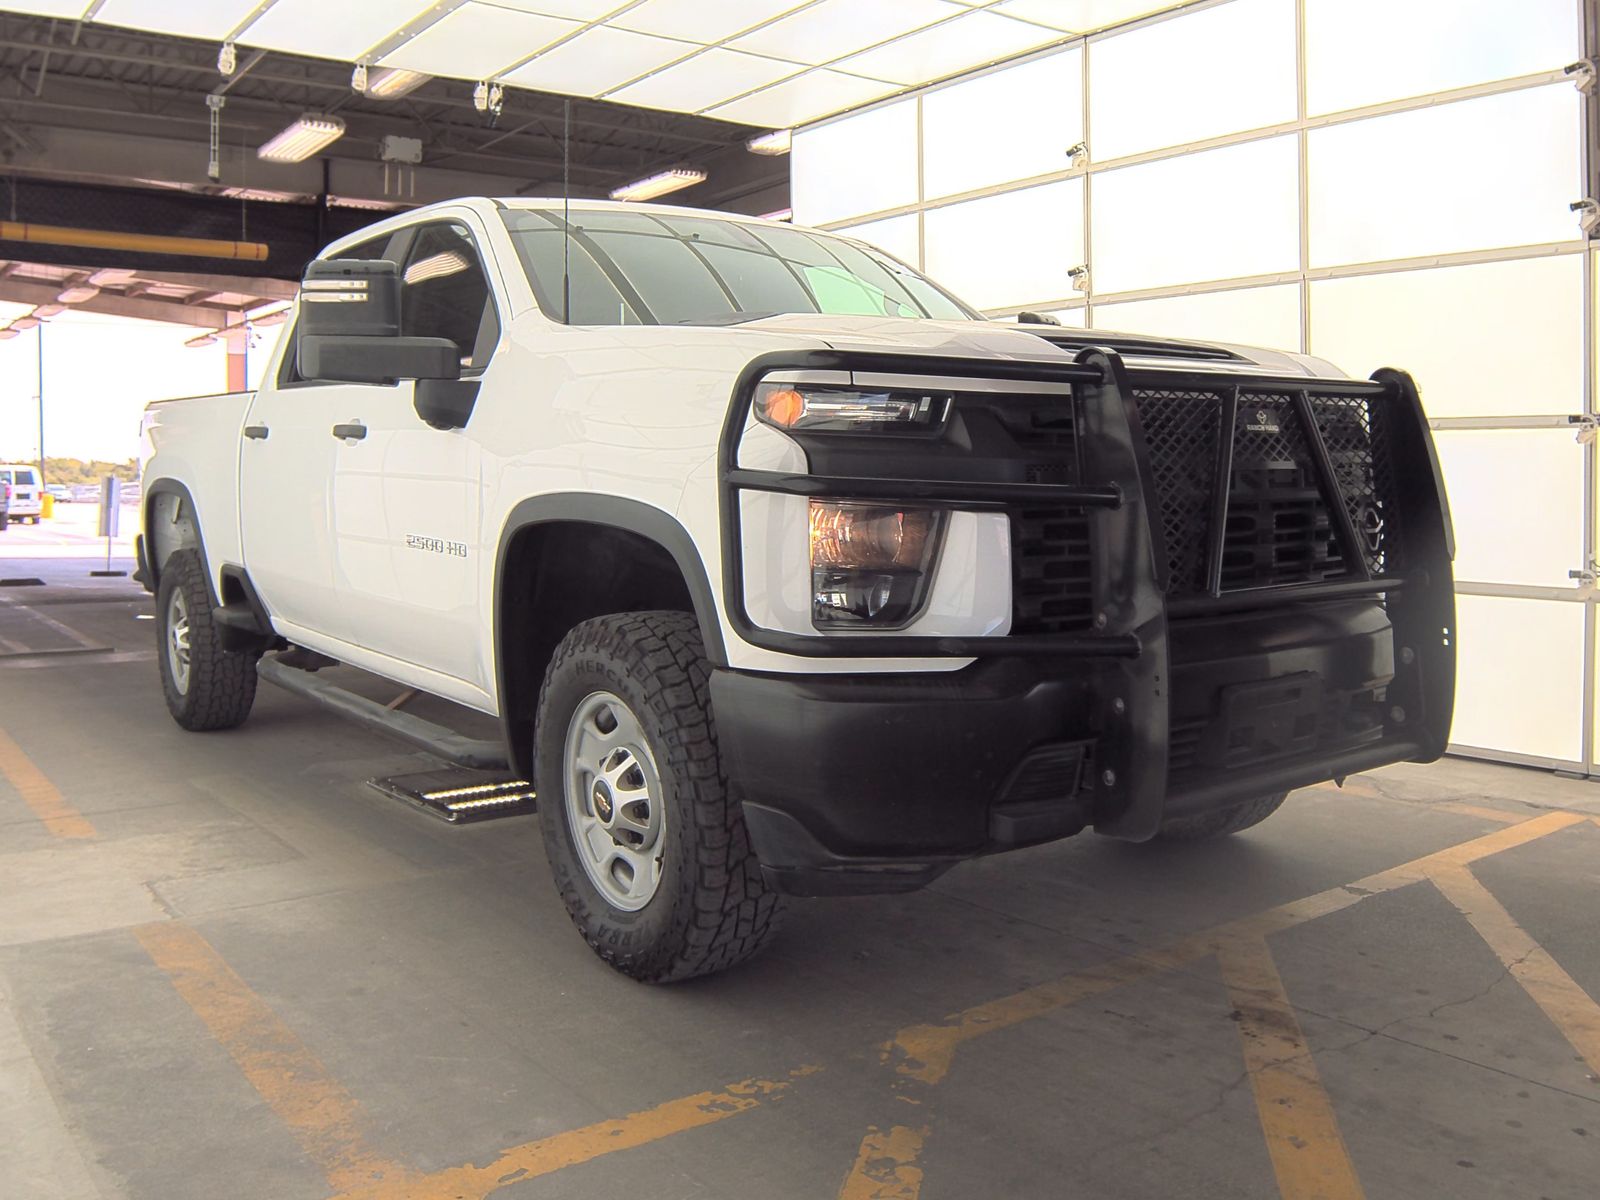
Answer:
(715, 598, 1444, 897)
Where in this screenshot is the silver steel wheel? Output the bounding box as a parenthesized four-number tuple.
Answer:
(166, 588, 192, 695)
(563, 690, 666, 911)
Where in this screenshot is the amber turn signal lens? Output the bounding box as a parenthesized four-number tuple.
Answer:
(761, 387, 806, 428)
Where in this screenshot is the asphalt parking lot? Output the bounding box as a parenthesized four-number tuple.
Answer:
(3, 561, 1598, 1200)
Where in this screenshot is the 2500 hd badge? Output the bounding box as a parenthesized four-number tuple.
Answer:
(405, 534, 467, 558)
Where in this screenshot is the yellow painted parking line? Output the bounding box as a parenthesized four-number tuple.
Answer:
(1218, 936, 1366, 1200)
(1430, 802, 1525, 824)
(334, 1068, 820, 1200)
(1430, 865, 1600, 1078)
(133, 922, 413, 1193)
(837, 1125, 927, 1200)
(886, 811, 1586, 1086)
(0, 725, 94, 839)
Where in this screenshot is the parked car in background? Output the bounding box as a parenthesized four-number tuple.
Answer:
(70, 483, 100, 503)
(0, 465, 43, 523)
(0, 478, 9, 530)
(45, 483, 70, 503)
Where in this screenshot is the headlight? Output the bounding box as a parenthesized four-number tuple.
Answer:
(755, 381, 950, 434)
(809, 501, 945, 628)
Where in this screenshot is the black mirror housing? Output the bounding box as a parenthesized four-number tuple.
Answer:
(300, 259, 401, 338)
(298, 335, 460, 385)
(297, 257, 462, 385)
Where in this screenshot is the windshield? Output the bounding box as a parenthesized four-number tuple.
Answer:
(501, 208, 977, 327)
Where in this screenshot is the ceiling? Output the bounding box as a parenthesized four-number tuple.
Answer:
(0, 259, 293, 335)
(0, 0, 1192, 129)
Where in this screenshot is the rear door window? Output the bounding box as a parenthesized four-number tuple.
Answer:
(18, 469, 37, 487)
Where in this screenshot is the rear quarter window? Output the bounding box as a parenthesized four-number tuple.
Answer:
(18, 469, 37, 486)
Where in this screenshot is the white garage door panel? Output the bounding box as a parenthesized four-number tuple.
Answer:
(1433, 430, 1583, 589)
(1309, 256, 1585, 419)
(1309, 86, 1582, 268)
(923, 180, 1084, 310)
(1092, 284, 1301, 354)
(1451, 595, 1586, 764)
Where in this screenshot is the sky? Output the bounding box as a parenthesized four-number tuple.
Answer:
(0, 307, 283, 465)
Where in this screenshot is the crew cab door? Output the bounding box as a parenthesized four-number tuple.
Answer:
(324, 218, 499, 691)
(239, 230, 394, 637)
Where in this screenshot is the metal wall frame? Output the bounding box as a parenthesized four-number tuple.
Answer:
(797, 0, 1598, 777)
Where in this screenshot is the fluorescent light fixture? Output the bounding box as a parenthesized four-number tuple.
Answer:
(57, 285, 99, 304)
(11, 315, 39, 330)
(32, 304, 65, 318)
(223, 186, 303, 202)
(365, 67, 430, 99)
(610, 168, 706, 202)
(257, 113, 346, 163)
(758, 207, 793, 222)
(747, 128, 792, 155)
(248, 308, 291, 328)
(185, 332, 218, 348)
(88, 267, 137, 285)
(0, 328, 17, 340)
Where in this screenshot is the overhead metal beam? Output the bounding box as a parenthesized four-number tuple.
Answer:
(137, 270, 298, 300)
(0, 277, 232, 327)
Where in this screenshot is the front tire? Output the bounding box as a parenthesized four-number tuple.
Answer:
(155, 549, 259, 731)
(1158, 791, 1288, 841)
(535, 611, 785, 983)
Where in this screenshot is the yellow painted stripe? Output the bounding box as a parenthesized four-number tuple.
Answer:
(1431, 802, 1526, 824)
(0, 725, 94, 839)
(1218, 936, 1366, 1200)
(133, 923, 411, 1193)
(1430, 865, 1600, 1077)
(837, 1125, 927, 1200)
(887, 811, 1586, 1084)
(334, 1069, 818, 1200)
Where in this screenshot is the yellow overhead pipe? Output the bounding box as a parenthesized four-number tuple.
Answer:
(0, 220, 269, 262)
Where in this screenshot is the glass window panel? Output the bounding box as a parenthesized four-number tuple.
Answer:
(1309, 255, 1584, 418)
(835, 214, 920, 266)
(922, 49, 1083, 199)
(1433, 430, 1583, 588)
(1092, 284, 1301, 351)
(1452, 595, 1584, 762)
(1091, 136, 1298, 294)
(791, 99, 918, 226)
(923, 180, 1084, 310)
(1306, 0, 1580, 116)
(1088, 0, 1295, 160)
(1308, 86, 1581, 268)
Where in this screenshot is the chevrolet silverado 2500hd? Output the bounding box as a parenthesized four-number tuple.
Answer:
(138, 199, 1456, 982)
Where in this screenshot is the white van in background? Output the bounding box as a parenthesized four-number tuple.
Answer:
(0, 465, 43, 523)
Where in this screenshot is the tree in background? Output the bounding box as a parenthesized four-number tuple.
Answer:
(34, 457, 140, 485)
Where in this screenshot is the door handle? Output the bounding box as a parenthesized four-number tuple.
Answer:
(243, 424, 269, 440)
(332, 422, 368, 440)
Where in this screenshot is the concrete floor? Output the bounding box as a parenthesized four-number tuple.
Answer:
(2, 560, 1598, 1200)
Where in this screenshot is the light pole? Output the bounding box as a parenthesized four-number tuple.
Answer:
(34, 323, 43, 480)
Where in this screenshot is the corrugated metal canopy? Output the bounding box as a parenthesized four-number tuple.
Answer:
(0, 0, 1192, 128)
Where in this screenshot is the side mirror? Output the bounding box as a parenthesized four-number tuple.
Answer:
(296, 258, 460, 386)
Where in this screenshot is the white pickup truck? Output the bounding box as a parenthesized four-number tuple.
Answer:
(139, 198, 1456, 982)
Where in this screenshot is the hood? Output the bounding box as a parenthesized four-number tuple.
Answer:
(727, 313, 1346, 380)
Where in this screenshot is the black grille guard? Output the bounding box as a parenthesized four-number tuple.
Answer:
(717, 346, 1457, 837)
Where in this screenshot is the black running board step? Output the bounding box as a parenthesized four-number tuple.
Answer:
(257, 657, 508, 770)
(369, 767, 535, 823)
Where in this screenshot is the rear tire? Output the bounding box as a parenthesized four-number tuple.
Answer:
(535, 611, 785, 983)
(1158, 791, 1288, 841)
(155, 549, 259, 731)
